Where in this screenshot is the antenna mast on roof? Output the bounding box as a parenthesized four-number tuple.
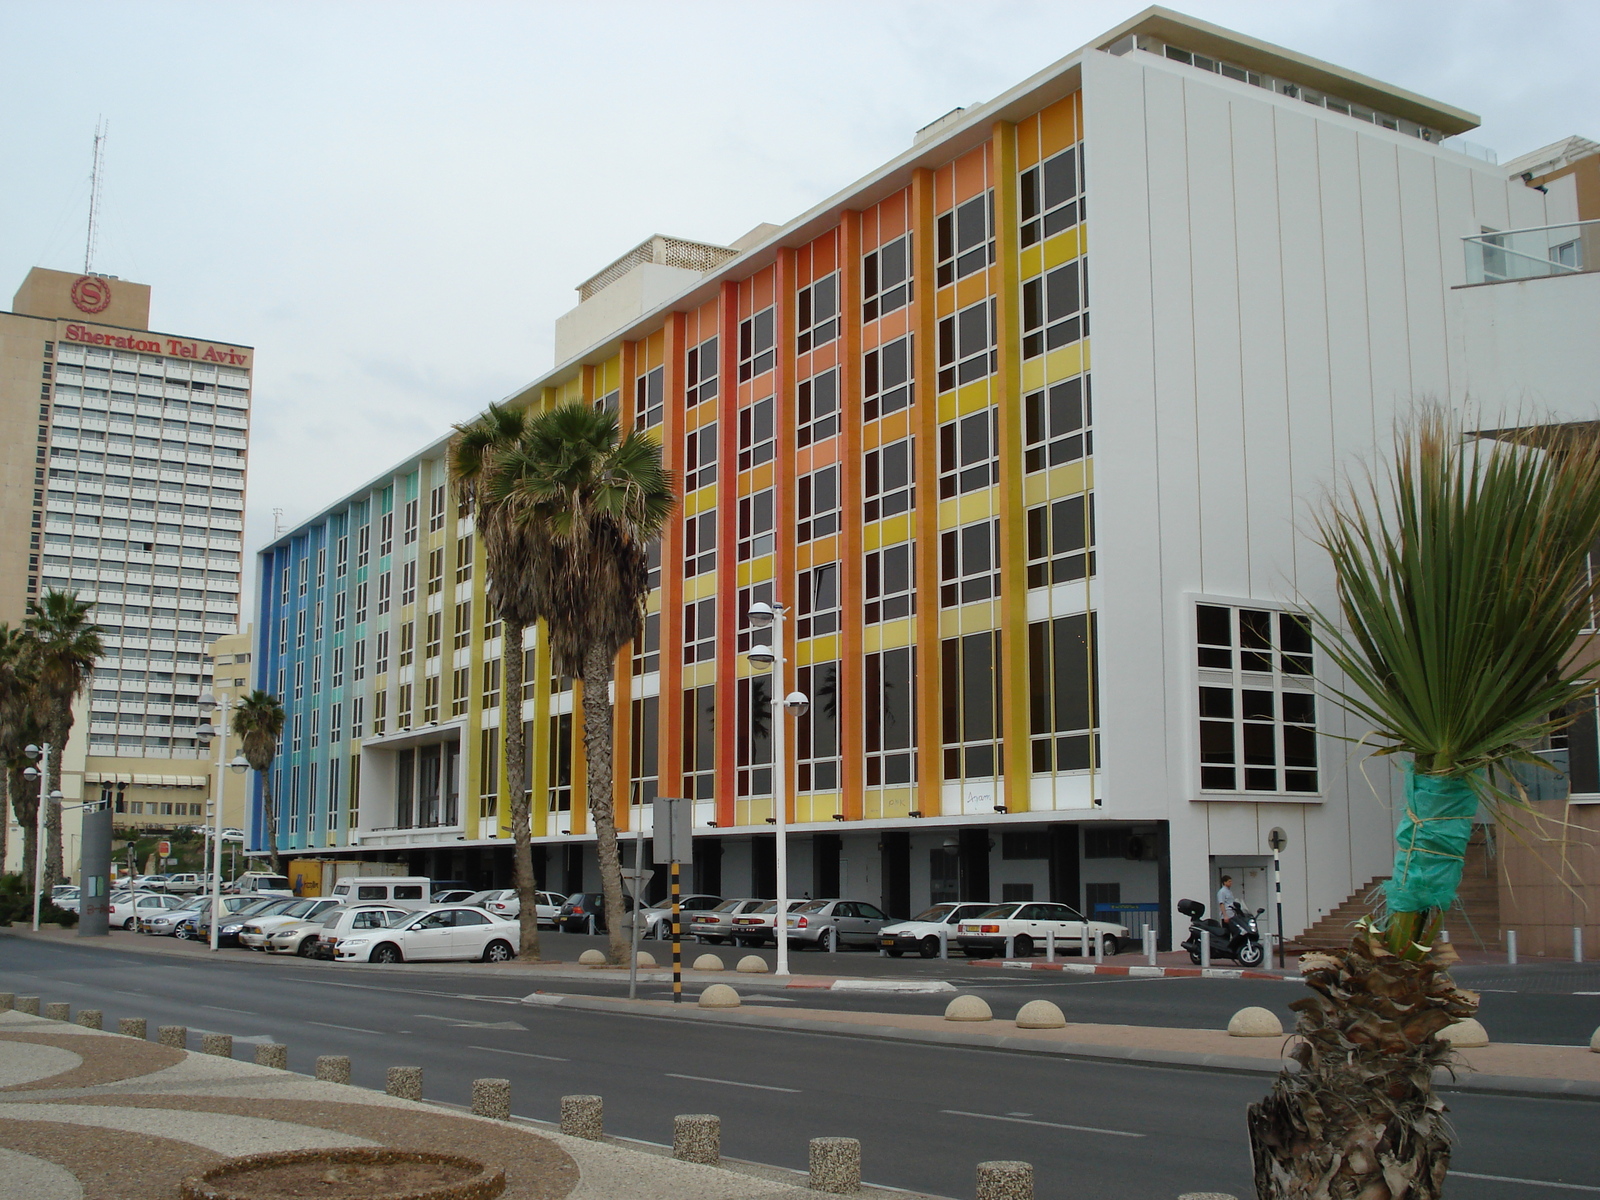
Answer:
(85, 117, 107, 274)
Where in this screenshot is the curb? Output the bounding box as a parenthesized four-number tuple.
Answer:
(974, 959, 1299, 982)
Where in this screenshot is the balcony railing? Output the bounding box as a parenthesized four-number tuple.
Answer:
(1464, 219, 1600, 285)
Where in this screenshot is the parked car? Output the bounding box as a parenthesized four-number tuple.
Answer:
(555, 892, 635, 934)
(727, 899, 811, 946)
(139, 895, 209, 936)
(629, 894, 722, 939)
(878, 902, 998, 958)
(327, 876, 431, 908)
(430, 890, 477, 905)
(689, 898, 772, 944)
(171, 894, 263, 940)
(334, 904, 519, 964)
(109, 891, 186, 930)
(239, 897, 343, 949)
(785, 899, 891, 951)
(161, 873, 203, 895)
(954, 902, 1131, 958)
(198, 896, 299, 945)
(309, 903, 411, 960)
(479, 889, 567, 926)
(52, 886, 80, 914)
(229, 872, 293, 898)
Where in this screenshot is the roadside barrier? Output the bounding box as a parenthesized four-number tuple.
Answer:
(809, 1137, 861, 1193)
(315, 1054, 351, 1083)
(473, 1077, 511, 1119)
(387, 1065, 423, 1100)
(201, 1033, 233, 1058)
(158, 1025, 187, 1049)
(674, 1114, 720, 1164)
(44, 1001, 69, 1021)
(118, 1017, 146, 1038)
(255, 1043, 288, 1069)
(561, 1094, 604, 1140)
(977, 1160, 1032, 1200)
(17, 996, 40, 1015)
(76, 1009, 102, 1029)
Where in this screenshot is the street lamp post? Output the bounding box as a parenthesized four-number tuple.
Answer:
(197, 691, 250, 952)
(746, 602, 809, 979)
(22, 743, 58, 932)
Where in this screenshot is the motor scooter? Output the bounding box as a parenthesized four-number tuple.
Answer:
(1177, 898, 1266, 967)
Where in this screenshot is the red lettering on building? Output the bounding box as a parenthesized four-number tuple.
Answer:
(62, 323, 247, 366)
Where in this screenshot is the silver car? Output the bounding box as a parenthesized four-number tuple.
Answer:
(689, 897, 769, 944)
(786, 899, 891, 951)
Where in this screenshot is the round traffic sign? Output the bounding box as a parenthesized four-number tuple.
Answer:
(1268, 827, 1288, 852)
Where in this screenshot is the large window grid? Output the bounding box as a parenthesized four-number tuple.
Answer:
(863, 335, 913, 422)
(683, 510, 716, 576)
(797, 467, 839, 543)
(632, 610, 660, 674)
(682, 684, 716, 800)
(1026, 494, 1095, 586)
(1022, 258, 1088, 358)
(796, 563, 839, 639)
(864, 437, 914, 522)
(737, 397, 774, 470)
(940, 518, 1002, 607)
(635, 365, 664, 429)
(455, 534, 473, 583)
(937, 300, 997, 392)
(1028, 613, 1098, 773)
(736, 674, 772, 798)
(936, 192, 994, 287)
(548, 713, 573, 811)
(1019, 143, 1084, 247)
(1023, 376, 1091, 472)
(738, 308, 775, 381)
(686, 336, 718, 406)
(684, 423, 717, 491)
(863, 234, 912, 322)
(864, 543, 915, 624)
(683, 597, 716, 664)
(1196, 603, 1318, 794)
(796, 274, 838, 354)
(796, 661, 839, 791)
(942, 631, 1002, 780)
(737, 581, 773, 653)
(403, 499, 419, 545)
(630, 695, 660, 809)
(428, 484, 445, 532)
(738, 489, 774, 561)
(938, 409, 999, 497)
(797, 369, 839, 447)
(865, 647, 916, 785)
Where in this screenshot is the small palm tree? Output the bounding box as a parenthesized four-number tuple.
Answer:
(499, 401, 674, 963)
(1249, 413, 1600, 1198)
(232, 691, 287, 875)
(24, 591, 102, 885)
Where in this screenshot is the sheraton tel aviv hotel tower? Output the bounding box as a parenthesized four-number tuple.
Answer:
(256, 7, 1599, 949)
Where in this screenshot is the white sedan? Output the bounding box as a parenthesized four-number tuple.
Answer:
(239, 897, 343, 949)
(109, 891, 186, 930)
(478, 889, 566, 927)
(334, 905, 520, 964)
(954, 902, 1130, 958)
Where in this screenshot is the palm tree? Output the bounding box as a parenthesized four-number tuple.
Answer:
(0, 624, 42, 887)
(1248, 413, 1600, 1198)
(24, 591, 102, 886)
(497, 401, 674, 963)
(232, 691, 286, 875)
(452, 402, 545, 960)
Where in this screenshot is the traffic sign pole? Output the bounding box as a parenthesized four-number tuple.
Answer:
(671, 861, 682, 1003)
(1268, 827, 1288, 968)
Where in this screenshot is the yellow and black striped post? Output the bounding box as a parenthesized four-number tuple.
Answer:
(671, 860, 682, 1002)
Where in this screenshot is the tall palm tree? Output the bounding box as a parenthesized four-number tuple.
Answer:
(232, 691, 286, 875)
(497, 401, 674, 963)
(1249, 413, 1600, 1199)
(451, 402, 545, 960)
(24, 591, 102, 886)
(0, 624, 41, 886)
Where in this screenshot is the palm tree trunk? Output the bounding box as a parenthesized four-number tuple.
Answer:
(262, 774, 282, 877)
(43, 716, 69, 886)
(582, 643, 628, 964)
(503, 617, 541, 960)
(0, 770, 9, 875)
(11, 766, 39, 896)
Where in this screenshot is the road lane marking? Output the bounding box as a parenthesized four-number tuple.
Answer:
(666, 1073, 800, 1093)
(1452, 1172, 1600, 1192)
(306, 1020, 387, 1035)
(414, 1014, 527, 1030)
(469, 1045, 568, 1061)
(940, 1109, 1144, 1138)
(201, 1005, 257, 1014)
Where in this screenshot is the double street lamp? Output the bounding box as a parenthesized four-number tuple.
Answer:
(745, 601, 809, 979)
(196, 691, 250, 952)
(22, 743, 62, 931)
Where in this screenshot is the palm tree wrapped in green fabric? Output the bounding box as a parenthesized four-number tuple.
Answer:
(232, 691, 286, 876)
(24, 592, 103, 886)
(1249, 413, 1600, 1199)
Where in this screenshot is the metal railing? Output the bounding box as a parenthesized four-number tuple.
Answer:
(1464, 219, 1600, 284)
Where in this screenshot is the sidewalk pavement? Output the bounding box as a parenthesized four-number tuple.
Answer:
(0, 1006, 951, 1200)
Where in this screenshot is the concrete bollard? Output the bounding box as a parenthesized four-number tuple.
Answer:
(673, 1114, 721, 1164)
(17, 996, 40, 1015)
(560, 1094, 604, 1140)
(76, 1009, 103, 1030)
(635, 951, 657, 968)
(1576, 926, 1585, 964)
(1227, 1007, 1283, 1038)
(255, 1043, 288, 1069)
(1014, 1000, 1066, 1029)
(1439, 1018, 1489, 1047)
(201, 1033, 233, 1058)
(43, 1002, 70, 1022)
(1507, 930, 1518, 965)
(578, 948, 607, 965)
(698, 984, 741, 1009)
(977, 1160, 1033, 1200)
(0, 993, 14, 1011)
(693, 953, 725, 971)
(944, 994, 993, 1022)
(808, 1137, 861, 1194)
(1589, 1026, 1599, 1054)
(119, 1018, 147, 1039)
(158, 1025, 188, 1049)
(315, 1055, 351, 1084)
(386, 1066, 423, 1100)
(736, 955, 769, 973)
(473, 1078, 511, 1119)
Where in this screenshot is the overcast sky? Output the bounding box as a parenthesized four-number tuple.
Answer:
(3, 0, 1596, 617)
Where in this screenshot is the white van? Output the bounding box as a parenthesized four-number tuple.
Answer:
(232, 872, 293, 897)
(328, 876, 431, 909)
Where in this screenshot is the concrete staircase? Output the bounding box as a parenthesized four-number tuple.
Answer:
(1293, 829, 1502, 952)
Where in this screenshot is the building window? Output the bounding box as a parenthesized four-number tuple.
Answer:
(453, 600, 472, 649)
(379, 511, 394, 557)
(1196, 603, 1318, 794)
(548, 713, 574, 811)
(796, 273, 838, 354)
(1028, 613, 1098, 773)
(683, 598, 716, 664)
(314, 600, 324, 641)
(635, 365, 664, 429)
(738, 307, 775, 381)
(481, 657, 501, 709)
(684, 422, 718, 492)
(397, 683, 414, 730)
(864, 542, 915, 623)
(1024, 376, 1091, 472)
(372, 690, 386, 736)
(796, 661, 839, 791)
(353, 639, 366, 682)
(356, 524, 370, 568)
(684, 510, 716, 575)
(315, 547, 326, 589)
(940, 518, 1001, 606)
(294, 661, 305, 700)
(938, 408, 999, 497)
(865, 646, 916, 785)
(455, 534, 473, 583)
(355, 581, 368, 625)
(482, 597, 501, 641)
(864, 437, 914, 522)
(376, 630, 389, 674)
(942, 631, 1002, 779)
(398, 622, 414, 668)
(863, 335, 912, 421)
(332, 645, 344, 688)
(298, 556, 308, 596)
(736, 674, 772, 798)
(630, 695, 659, 808)
(594, 389, 619, 416)
(310, 708, 321, 748)
(676, 684, 713, 801)
(937, 299, 996, 393)
(331, 702, 344, 744)
(336, 534, 349, 577)
(427, 547, 444, 596)
(478, 726, 499, 818)
(428, 483, 445, 532)
(797, 466, 839, 542)
(863, 234, 912, 323)
(376, 573, 390, 616)
(328, 765, 341, 822)
(632, 610, 660, 674)
(646, 539, 661, 592)
(797, 368, 839, 447)
(423, 674, 440, 723)
(403, 498, 419, 545)
(333, 592, 346, 633)
(1026, 494, 1095, 586)
(352, 695, 364, 739)
(1019, 143, 1083, 248)
(737, 581, 773, 654)
(686, 336, 718, 406)
(737, 397, 774, 470)
(311, 653, 322, 695)
(936, 191, 994, 287)
(291, 711, 303, 752)
(425, 611, 442, 659)
(738, 488, 774, 560)
(400, 560, 416, 606)
(1022, 258, 1087, 358)
(796, 563, 839, 638)
(278, 618, 287, 654)
(451, 666, 470, 716)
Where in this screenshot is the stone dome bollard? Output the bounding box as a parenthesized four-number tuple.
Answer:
(808, 1137, 861, 1194)
(201, 1033, 233, 1058)
(944, 994, 993, 1022)
(315, 1054, 351, 1084)
(1439, 1018, 1489, 1047)
(673, 1114, 721, 1164)
(43, 1002, 70, 1022)
(473, 1078, 511, 1119)
(1227, 1007, 1283, 1037)
(255, 1043, 288, 1069)
(698, 983, 741, 1009)
(76, 1009, 103, 1030)
(1590, 1026, 1600, 1053)
(387, 1065, 423, 1100)
(158, 1025, 188, 1049)
(17, 996, 40, 1015)
(560, 1094, 604, 1140)
(693, 953, 725, 971)
(578, 949, 608, 965)
(977, 1160, 1034, 1200)
(119, 1018, 147, 1039)
(1014, 1000, 1066, 1029)
(736, 955, 770, 973)
(635, 950, 657, 968)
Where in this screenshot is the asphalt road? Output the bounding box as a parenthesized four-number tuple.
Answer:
(4, 937, 1597, 1199)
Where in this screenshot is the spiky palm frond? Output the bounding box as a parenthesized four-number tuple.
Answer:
(232, 690, 286, 875)
(24, 591, 103, 884)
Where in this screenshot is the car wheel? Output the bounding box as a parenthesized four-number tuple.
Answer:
(1012, 935, 1034, 959)
(885, 949, 904, 958)
(174, 927, 190, 941)
(919, 936, 941, 959)
(123, 917, 136, 930)
(1236, 940, 1264, 967)
(483, 939, 515, 963)
(818, 928, 836, 953)
(296, 938, 316, 957)
(370, 943, 403, 964)
(1101, 936, 1120, 958)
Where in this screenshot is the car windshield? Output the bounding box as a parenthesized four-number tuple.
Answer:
(909, 905, 957, 923)
(709, 899, 745, 913)
(975, 904, 1022, 919)
(796, 900, 830, 913)
(281, 899, 319, 918)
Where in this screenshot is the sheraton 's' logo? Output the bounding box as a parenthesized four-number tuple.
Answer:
(70, 275, 112, 314)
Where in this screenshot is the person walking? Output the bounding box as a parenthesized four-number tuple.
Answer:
(1216, 874, 1235, 923)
